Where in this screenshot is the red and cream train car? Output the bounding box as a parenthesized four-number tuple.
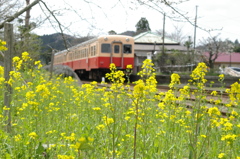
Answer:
(54, 35, 134, 80)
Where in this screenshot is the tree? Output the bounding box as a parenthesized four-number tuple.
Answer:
(199, 35, 233, 70)
(108, 30, 117, 35)
(0, 0, 40, 29)
(0, 0, 23, 62)
(157, 25, 187, 44)
(233, 39, 240, 52)
(13, 0, 42, 61)
(153, 52, 167, 73)
(14, 25, 42, 60)
(184, 36, 194, 64)
(0, 0, 21, 39)
(0, 0, 22, 23)
(156, 25, 189, 46)
(25, 0, 31, 28)
(135, 17, 151, 35)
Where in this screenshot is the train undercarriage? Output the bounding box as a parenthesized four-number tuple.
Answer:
(75, 69, 110, 81)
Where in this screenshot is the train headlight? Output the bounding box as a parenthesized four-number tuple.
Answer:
(104, 37, 108, 41)
(126, 38, 129, 42)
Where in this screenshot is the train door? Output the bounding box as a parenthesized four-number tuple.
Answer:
(112, 43, 122, 68)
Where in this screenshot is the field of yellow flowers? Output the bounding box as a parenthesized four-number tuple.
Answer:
(0, 40, 240, 159)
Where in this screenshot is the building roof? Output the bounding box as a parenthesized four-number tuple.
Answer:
(119, 31, 135, 37)
(135, 44, 187, 51)
(204, 52, 240, 63)
(134, 31, 179, 44)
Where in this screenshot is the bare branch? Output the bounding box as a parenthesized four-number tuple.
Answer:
(135, 0, 222, 33)
(199, 34, 233, 69)
(0, 0, 22, 21)
(0, 0, 40, 29)
(39, 0, 69, 50)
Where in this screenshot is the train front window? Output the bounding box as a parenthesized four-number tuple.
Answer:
(101, 44, 111, 53)
(123, 44, 132, 54)
(114, 45, 120, 53)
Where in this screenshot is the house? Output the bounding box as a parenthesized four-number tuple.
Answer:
(214, 52, 240, 68)
(202, 52, 240, 68)
(131, 31, 187, 73)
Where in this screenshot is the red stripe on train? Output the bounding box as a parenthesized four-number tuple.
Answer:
(62, 57, 134, 71)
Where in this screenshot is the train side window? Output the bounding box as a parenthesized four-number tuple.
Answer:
(95, 44, 98, 55)
(114, 45, 119, 53)
(91, 46, 94, 56)
(123, 44, 132, 54)
(94, 46, 96, 55)
(101, 44, 111, 53)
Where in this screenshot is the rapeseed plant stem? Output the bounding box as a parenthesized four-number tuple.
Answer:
(133, 99, 139, 159)
(0, 41, 240, 158)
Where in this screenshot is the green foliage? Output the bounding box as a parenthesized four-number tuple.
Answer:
(108, 30, 117, 35)
(153, 49, 192, 73)
(0, 46, 240, 158)
(14, 25, 42, 61)
(135, 17, 151, 35)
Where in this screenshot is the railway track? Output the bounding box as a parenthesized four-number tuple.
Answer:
(81, 80, 237, 116)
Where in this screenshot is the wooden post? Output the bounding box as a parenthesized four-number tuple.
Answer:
(3, 23, 13, 133)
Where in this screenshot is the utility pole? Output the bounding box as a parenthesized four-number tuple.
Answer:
(192, 6, 198, 71)
(162, 13, 166, 54)
(193, 6, 198, 49)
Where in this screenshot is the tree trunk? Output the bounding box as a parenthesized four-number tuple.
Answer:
(209, 60, 214, 73)
(25, 0, 31, 28)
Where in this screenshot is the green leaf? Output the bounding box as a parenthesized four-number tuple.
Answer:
(5, 153, 11, 159)
(36, 142, 45, 157)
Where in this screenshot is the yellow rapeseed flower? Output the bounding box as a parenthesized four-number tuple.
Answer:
(102, 116, 114, 125)
(57, 155, 75, 159)
(96, 124, 105, 130)
(211, 90, 218, 96)
(218, 153, 225, 158)
(201, 135, 207, 138)
(29, 132, 38, 139)
(126, 64, 132, 69)
(22, 52, 30, 61)
(0, 40, 8, 51)
(208, 107, 221, 117)
(34, 60, 43, 69)
(218, 74, 224, 81)
(169, 73, 181, 88)
(92, 107, 101, 110)
(221, 134, 237, 142)
(14, 134, 22, 141)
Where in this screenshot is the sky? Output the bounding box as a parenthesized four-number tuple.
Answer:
(29, 0, 240, 44)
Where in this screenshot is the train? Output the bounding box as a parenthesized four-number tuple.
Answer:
(53, 35, 135, 80)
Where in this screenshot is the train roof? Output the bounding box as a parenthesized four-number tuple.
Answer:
(54, 37, 97, 55)
(54, 35, 134, 55)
